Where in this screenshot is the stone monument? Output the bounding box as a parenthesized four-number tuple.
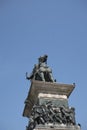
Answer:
(23, 55, 81, 130)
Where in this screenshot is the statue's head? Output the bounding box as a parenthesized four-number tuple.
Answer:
(38, 54, 48, 64)
(44, 54, 48, 58)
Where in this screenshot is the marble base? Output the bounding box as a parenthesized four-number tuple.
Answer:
(34, 124, 81, 130)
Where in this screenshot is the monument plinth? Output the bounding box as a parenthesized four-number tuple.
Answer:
(34, 124, 80, 130)
(22, 55, 81, 130)
(23, 80, 75, 117)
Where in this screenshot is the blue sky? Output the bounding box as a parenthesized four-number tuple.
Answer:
(0, 1, 87, 130)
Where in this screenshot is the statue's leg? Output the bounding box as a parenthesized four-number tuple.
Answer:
(49, 73, 54, 82)
(39, 72, 45, 81)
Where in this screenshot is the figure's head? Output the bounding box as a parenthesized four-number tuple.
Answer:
(38, 54, 48, 63)
(44, 54, 48, 59)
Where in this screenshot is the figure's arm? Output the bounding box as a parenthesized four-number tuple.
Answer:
(26, 64, 37, 80)
(26, 72, 34, 80)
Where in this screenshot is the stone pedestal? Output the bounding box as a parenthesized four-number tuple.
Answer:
(35, 124, 81, 130)
(23, 80, 75, 117)
(23, 80, 81, 130)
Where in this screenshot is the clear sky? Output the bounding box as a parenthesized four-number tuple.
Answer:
(0, 1, 87, 130)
